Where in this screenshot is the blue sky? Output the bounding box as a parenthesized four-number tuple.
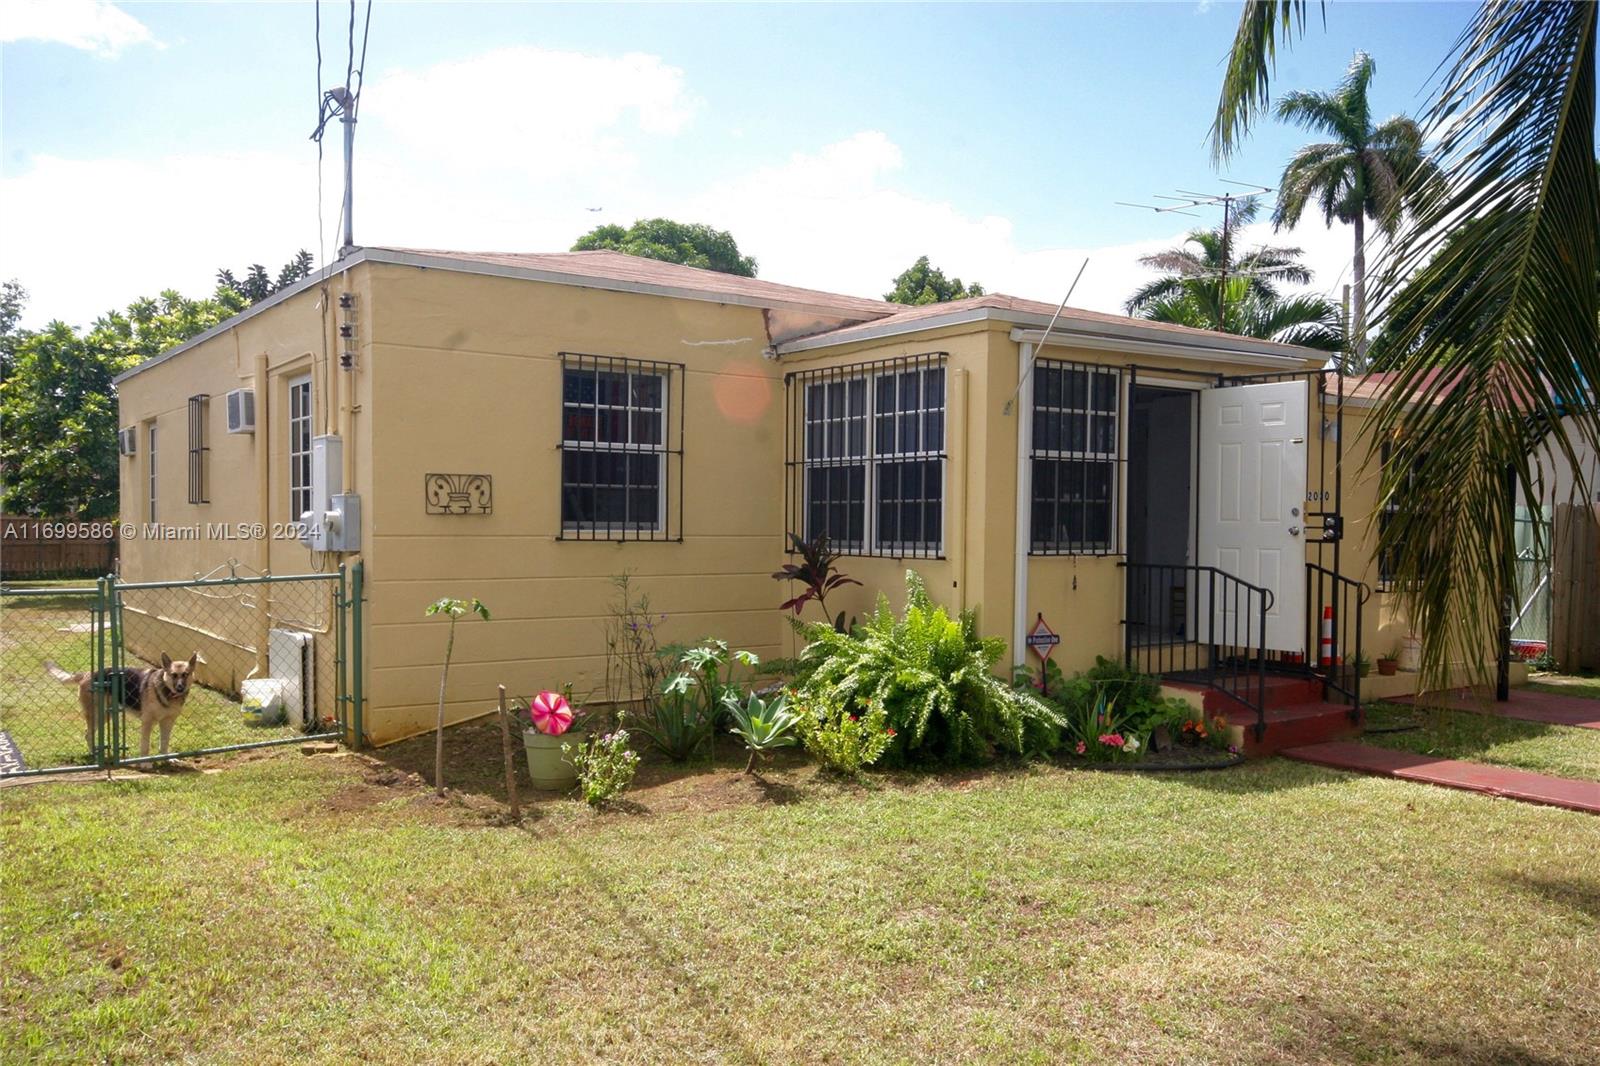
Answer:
(2, 1, 1479, 328)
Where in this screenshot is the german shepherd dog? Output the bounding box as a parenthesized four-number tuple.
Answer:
(45, 653, 201, 758)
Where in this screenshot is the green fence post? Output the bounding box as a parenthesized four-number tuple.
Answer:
(351, 561, 364, 748)
(336, 564, 349, 743)
(109, 571, 124, 764)
(92, 577, 105, 767)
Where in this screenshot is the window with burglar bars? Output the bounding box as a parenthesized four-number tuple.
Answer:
(784, 353, 947, 558)
(1377, 440, 1425, 591)
(1029, 360, 1122, 555)
(147, 423, 159, 522)
(187, 394, 210, 505)
(558, 353, 684, 541)
(288, 374, 312, 521)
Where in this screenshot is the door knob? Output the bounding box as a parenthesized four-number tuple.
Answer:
(1288, 526, 1301, 537)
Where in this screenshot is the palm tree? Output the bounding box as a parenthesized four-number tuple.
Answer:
(1271, 51, 1431, 369)
(1210, 1, 1599, 693)
(1139, 277, 1344, 351)
(1125, 197, 1314, 320)
(1125, 196, 1343, 349)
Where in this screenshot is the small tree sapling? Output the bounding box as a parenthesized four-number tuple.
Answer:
(425, 597, 490, 795)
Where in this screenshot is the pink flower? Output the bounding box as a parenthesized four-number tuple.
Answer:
(1075, 741, 1086, 755)
(1098, 733, 1124, 748)
(530, 690, 574, 736)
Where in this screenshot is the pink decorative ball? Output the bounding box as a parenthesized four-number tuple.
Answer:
(529, 691, 574, 736)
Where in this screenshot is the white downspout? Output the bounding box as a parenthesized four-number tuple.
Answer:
(1012, 341, 1034, 668)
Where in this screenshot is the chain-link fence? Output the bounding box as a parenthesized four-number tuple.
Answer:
(0, 568, 361, 777)
(0, 583, 104, 774)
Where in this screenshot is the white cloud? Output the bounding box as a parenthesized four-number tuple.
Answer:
(2, 46, 1359, 330)
(678, 130, 1358, 315)
(0, 0, 156, 57)
(368, 47, 699, 179)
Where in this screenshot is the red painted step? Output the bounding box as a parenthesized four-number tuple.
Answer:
(1222, 701, 1360, 756)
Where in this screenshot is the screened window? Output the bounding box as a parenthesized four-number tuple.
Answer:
(787, 353, 947, 558)
(558, 353, 684, 541)
(1030, 361, 1122, 554)
(187, 394, 210, 505)
(147, 423, 159, 522)
(288, 374, 312, 521)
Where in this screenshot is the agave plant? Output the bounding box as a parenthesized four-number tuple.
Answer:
(722, 690, 801, 773)
(773, 531, 861, 632)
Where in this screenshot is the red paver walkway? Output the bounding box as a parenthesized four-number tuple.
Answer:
(1282, 740, 1600, 814)
(1395, 689, 1600, 730)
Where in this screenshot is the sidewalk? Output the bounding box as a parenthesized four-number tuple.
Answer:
(1282, 740, 1600, 814)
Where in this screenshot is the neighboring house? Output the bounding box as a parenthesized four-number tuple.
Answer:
(112, 247, 1511, 747)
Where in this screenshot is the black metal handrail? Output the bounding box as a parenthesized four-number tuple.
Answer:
(1121, 562, 1275, 739)
(1306, 562, 1372, 721)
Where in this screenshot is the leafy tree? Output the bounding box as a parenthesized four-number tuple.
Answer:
(1, 279, 27, 384)
(884, 256, 985, 305)
(1270, 51, 1434, 368)
(571, 218, 757, 277)
(1211, 1, 1598, 692)
(1, 289, 240, 519)
(216, 250, 315, 305)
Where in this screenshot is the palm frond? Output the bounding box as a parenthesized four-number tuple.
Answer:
(1211, 0, 1320, 162)
(1369, 0, 1598, 689)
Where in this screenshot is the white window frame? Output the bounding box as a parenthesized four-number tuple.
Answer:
(802, 362, 946, 557)
(147, 423, 159, 522)
(288, 373, 312, 521)
(560, 364, 669, 534)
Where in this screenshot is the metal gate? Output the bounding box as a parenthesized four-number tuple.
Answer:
(0, 564, 362, 777)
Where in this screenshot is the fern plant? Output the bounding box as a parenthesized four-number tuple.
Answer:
(794, 571, 1065, 764)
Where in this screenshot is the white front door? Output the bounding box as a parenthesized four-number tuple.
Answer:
(1197, 380, 1308, 653)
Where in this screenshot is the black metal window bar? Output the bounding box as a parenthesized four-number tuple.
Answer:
(1030, 360, 1123, 555)
(1375, 438, 1427, 592)
(557, 352, 685, 542)
(187, 394, 210, 505)
(783, 353, 947, 558)
(147, 423, 158, 522)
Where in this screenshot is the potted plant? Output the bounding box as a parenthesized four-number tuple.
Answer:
(1355, 651, 1372, 678)
(517, 688, 589, 790)
(1376, 646, 1400, 676)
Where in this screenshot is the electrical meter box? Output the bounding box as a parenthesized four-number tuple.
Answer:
(299, 435, 360, 551)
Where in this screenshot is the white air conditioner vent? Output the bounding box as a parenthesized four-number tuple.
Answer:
(267, 628, 316, 731)
(226, 388, 256, 434)
(117, 427, 138, 456)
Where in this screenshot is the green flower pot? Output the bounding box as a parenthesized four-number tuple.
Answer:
(523, 727, 585, 791)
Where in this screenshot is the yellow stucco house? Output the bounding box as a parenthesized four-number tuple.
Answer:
(113, 247, 1498, 749)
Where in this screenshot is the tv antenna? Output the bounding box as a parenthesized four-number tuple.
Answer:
(1117, 178, 1275, 329)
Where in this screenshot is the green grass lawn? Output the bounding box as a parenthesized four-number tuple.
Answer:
(1, 591, 292, 771)
(1363, 699, 1600, 782)
(1528, 673, 1600, 701)
(3, 741, 1598, 1064)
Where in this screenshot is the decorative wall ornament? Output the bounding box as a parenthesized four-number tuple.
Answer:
(425, 473, 493, 515)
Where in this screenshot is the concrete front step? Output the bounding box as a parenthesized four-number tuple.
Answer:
(1164, 675, 1327, 714)
(1219, 701, 1361, 756)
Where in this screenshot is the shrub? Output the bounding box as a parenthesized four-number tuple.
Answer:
(790, 692, 894, 774)
(794, 571, 1065, 764)
(564, 729, 641, 806)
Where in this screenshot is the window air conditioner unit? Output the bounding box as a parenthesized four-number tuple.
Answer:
(226, 388, 256, 434)
(118, 427, 138, 456)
